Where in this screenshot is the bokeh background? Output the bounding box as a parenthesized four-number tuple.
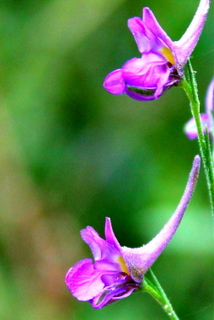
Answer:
(0, 0, 213, 319)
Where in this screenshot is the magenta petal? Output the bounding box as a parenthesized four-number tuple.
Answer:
(122, 56, 171, 100)
(105, 217, 121, 251)
(91, 281, 137, 309)
(65, 259, 104, 301)
(128, 17, 156, 53)
(103, 69, 125, 95)
(81, 226, 104, 260)
(122, 56, 166, 87)
(81, 226, 121, 262)
(142, 7, 173, 50)
(154, 66, 171, 99)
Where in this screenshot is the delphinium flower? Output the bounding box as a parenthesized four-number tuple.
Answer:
(184, 77, 214, 139)
(65, 156, 200, 309)
(103, 0, 210, 101)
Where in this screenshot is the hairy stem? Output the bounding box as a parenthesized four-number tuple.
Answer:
(181, 59, 214, 217)
(143, 270, 180, 320)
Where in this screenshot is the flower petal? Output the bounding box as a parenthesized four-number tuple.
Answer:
(81, 226, 104, 260)
(91, 280, 137, 309)
(122, 56, 171, 101)
(105, 217, 121, 250)
(127, 17, 159, 53)
(103, 69, 125, 95)
(65, 259, 104, 301)
(81, 226, 121, 262)
(142, 7, 173, 50)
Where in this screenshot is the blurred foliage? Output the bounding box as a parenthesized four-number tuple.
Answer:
(0, 0, 213, 319)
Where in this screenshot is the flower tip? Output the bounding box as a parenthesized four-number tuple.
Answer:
(174, 0, 211, 68)
(192, 154, 200, 180)
(187, 155, 201, 193)
(193, 155, 200, 167)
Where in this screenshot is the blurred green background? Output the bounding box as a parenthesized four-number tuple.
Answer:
(0, 0, 213, 319)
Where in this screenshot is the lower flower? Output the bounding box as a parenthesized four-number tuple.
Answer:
(65, 156, 200, 308)
(65, 220, 141, 309)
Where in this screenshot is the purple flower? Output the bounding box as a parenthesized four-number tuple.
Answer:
(184, 77, 214, 139)
(104, 0, 210, 101)
(65, 156, 200, 308)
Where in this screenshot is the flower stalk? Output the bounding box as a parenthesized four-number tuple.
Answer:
(181, 60, 214, 217)
(142, 270, 180, 320)
(66, 0, 212, 317)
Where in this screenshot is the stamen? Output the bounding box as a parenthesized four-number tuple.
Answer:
(117, 256, 130, 275)
(161, 47, 176, 66)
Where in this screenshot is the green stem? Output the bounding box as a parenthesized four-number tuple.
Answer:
(181, 59, 214, 217)
(142, 270, 180, 320)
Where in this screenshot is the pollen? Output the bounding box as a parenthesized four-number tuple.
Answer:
(118, 256, 130, 275)
(161, 47, 176, 66)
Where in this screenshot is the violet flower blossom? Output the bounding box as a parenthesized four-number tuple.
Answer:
(184, 77, 214, 139)
(104, 0, 210, 101)
(65, 156, 200, 308)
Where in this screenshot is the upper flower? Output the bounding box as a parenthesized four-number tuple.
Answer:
(65, 156, 200, 308)
(104, 0, 210, 101)
(184, 77, 214, 139)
